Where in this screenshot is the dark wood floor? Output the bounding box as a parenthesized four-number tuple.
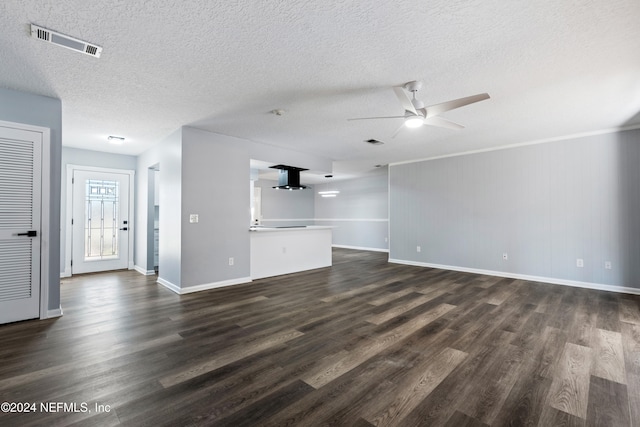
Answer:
(1, 248, 639, 426)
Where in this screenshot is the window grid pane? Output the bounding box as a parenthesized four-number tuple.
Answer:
(84, 179, 119, 261)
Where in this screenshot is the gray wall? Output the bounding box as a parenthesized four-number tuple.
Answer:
(135, 126, 334, 291)
(61, 147, 137, 273)
(256, 178, 315, 226)
(315, 169, 389, 251)
(158, 130, 183, 287)
(255, 169, 389, 250)
(180, 127, 250, 288)
(389, 128, 640, 290)
(0, 87, 62, 311)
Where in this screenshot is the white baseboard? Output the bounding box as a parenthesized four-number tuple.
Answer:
(388, 258, 640, 296)
(157, 277, 180, 293)
(134, 265, 156, 275)
(60, 268, 71, 278)
(157, 276, 252, 295)
(180, 277, 253, 294)
(333, 244, 389, 253)
(46, 306, 63, 318)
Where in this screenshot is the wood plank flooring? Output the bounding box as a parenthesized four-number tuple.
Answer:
(1, 248, 639, 426)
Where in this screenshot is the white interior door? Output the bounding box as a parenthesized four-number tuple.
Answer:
(72, 169, 130, 274)
(0, 126, 42, 324)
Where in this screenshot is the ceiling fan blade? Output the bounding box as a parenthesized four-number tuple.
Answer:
(390, 122, 405, 139)
(393, 87, 418, 116)
(424, 93, 490, 118)
(347, 115, 406, 121)
(423, 116, 465, 130)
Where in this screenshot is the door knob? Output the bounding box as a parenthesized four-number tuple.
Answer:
(119, 227, 128, 231)
(17, 230, 37, 237)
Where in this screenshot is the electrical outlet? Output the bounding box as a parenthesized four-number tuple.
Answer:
(384, 237, 388, 243)
(416, 246, 421, 253)
(189, 214, 199, 223)
(605, 261, 612, 270)
(576, 258, 584, 268)
(503, 253, 508, 261)
(228, 257, 234, 266)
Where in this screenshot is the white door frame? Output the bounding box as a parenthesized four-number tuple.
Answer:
(65, 165, 135, 275)
(0, 119, 51, 320)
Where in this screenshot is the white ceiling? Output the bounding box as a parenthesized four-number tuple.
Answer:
(2, 0, 639, 179)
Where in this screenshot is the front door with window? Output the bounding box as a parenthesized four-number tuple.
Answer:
(72, 169, 130, 274)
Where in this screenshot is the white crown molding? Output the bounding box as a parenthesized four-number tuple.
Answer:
(390, 124, 640, 167)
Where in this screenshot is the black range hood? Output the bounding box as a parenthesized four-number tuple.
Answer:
(270, 164, 308, 190)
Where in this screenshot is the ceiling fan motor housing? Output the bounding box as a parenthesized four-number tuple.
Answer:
(411, 99, 425, 112)
(403, 81, 423, 92)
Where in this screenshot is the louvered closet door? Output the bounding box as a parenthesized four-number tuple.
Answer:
(0, 125, 41, 324)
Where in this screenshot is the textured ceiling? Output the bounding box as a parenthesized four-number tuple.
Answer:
(1, 0, 639, 179)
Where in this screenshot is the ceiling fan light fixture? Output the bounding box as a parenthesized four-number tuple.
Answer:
(404, 116, 424, 128)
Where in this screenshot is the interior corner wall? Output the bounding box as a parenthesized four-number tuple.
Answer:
(180, 127, 250, 288)
(135, 127, 332, 293)
(0, 87, 62, 311)
(136, 128, 182, 287)
(61, 147, 137, 275)
(315, 169, 389, 251)
(389, 128, 640, 291)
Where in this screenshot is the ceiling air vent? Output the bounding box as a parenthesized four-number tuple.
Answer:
(35, 27, 50, 41)
(30, 24, 102, 58)
(365, 139, 384, 145)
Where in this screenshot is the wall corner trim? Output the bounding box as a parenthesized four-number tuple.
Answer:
(46, 306, 63, 319)
(134, 265, 156, 276)
(180, 277, 252, 294)
(388, 259, 640, 296)
(157, 277, 180, 294)
(157, 276, 252, 295)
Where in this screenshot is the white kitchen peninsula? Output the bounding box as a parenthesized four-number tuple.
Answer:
(249, 226, 332, 280)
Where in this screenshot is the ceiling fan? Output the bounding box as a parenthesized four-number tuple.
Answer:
(348, 81, 490, 137)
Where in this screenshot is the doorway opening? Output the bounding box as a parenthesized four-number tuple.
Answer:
(150, 165, 159, 274)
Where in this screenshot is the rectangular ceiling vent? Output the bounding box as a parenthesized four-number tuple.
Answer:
(30, 24, 102, 58)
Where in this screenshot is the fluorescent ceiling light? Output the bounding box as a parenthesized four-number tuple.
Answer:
(318, 190, 340, 195)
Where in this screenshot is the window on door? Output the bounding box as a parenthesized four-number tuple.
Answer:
(84, 179, 120, 261)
